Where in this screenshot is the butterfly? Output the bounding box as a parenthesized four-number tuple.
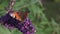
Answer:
(9, 11, 29, 22)
(0, 8, 36, 34)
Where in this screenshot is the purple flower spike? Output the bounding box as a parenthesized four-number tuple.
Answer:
(19, 18, 36, 34)
(0, 12, 36, 34)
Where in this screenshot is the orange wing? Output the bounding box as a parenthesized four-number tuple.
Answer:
(12, 11, 29, 21)
(13, 12, 22, 21)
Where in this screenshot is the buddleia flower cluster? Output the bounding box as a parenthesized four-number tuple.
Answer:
(0, 10, 36, 34)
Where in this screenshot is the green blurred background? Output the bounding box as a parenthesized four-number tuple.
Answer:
(0, 0, 60, 34)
